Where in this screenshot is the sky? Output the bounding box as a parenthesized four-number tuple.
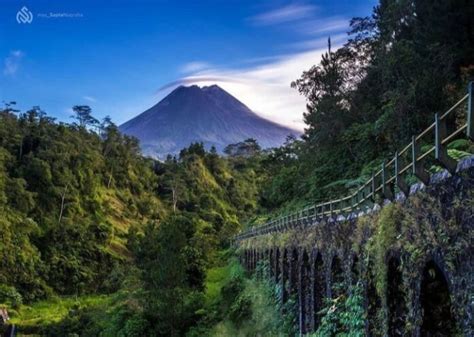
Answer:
(0, 0, 377, 131)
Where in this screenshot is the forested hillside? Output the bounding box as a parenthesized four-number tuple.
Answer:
(0, 105, 264, 335)
(0, 104, 164, 298)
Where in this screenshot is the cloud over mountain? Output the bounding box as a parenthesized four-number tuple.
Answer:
(120, 85, 299, 159)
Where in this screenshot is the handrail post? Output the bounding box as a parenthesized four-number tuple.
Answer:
(356, 190, 362, 210)
(340, 199, 346, 217)
(370, 173, 376, 202)
(382, 161, 394, 200)
(468, 81, 473, 140)
(357, 192, 362, 212)
(395, 151, 409, 196)
(361, 185, 371, 211)
(435, 113, 457, 174)
(412, 136, 430, 185)
(351, 194, 357, 214)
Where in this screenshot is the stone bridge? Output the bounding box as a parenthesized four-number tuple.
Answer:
(237, 158, 473, 336)
(234, 86, 474, 336)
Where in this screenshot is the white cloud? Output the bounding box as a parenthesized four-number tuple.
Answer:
(83, 95, 97, 102)
(297, 17, 349, 35)
(158, 39, 346, 131)
(249, 4, 317, 26)
(180, 61, 211, 74)
(3, 50, 24, 76)
(155, 8, 351, 132)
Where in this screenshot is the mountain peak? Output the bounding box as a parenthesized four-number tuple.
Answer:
(172, 84, 201, 93)
(120, 85, 299, 159)
(202, 84, 223, 90)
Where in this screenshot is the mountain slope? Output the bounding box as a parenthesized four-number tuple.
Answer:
(119, 85, 298, 158)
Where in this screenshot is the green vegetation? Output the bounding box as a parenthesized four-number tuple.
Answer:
(310, 283, 366, 337)
(0, 104, 162, 300)
(10, 295, 111, 333)
(0, 104, 264, 335)
(367, 204, 401, 298)
(1, 0, 473, 335)
(198, 260, 296, 337)
(255, 0, 474, 218)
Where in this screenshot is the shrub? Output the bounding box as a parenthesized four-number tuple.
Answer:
(221, 275, 244, 311)
(120, 314, 150, 337)
(228, 294, 252, 325)
(310, 283, 365, 337)
(0, 284, 22, 308)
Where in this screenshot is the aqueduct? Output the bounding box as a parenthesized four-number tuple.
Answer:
(234, 84, 474, 336)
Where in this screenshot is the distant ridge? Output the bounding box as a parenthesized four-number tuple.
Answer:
(119, 85, 299, 158)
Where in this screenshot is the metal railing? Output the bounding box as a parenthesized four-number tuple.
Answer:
(234, 82, 474, 242)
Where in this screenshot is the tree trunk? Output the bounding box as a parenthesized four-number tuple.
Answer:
(58, 184, 69, 224)
(172, 185, 178, 213)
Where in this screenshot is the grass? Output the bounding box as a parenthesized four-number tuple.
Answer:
(204, 251, 242, 306)
(205, 265, 231, 306)
(10, 294, 112, 334)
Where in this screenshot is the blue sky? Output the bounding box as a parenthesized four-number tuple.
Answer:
(1, 0, 376, 130)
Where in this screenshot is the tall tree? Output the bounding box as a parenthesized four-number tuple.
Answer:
(71, 105, 99, 129)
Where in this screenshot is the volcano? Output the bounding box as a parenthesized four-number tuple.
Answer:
(119, 85, 298, 158)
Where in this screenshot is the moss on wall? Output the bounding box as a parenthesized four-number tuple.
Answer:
(238, 167, 474, 336)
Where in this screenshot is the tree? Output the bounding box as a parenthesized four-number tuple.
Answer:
(224, 138, 261, 157)
(291, 38, 352, 146)
(71, 105, 99, 129)
(133, 217, 204, 336)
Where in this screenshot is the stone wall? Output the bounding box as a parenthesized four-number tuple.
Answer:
(237, 157, 474, 336)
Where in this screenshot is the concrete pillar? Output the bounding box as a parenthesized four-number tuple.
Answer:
(258, 249, 263, 276)
(254, 249, 258, 275)
(298, 250, 305, 334)
(246, 249, 250, 271)
(256, 249, 259, 271)
(303, 251, 312, 334)
(313, 252, 325, 331)
(296, 250, 312, 335)
(288, 249, 298, 297)
(266, 249, 271, 278)
(269, 249, 274, 278)
(244, 250, 249, 270)
(281, 249, 288, 304)
(263, 249, 268, 277)
(254, 249, 258, 272)
(251, 249, 255, 272)
(275, 248, 281, 284)
(251, 249, 254, 272)
(309, 254, 317, 332)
